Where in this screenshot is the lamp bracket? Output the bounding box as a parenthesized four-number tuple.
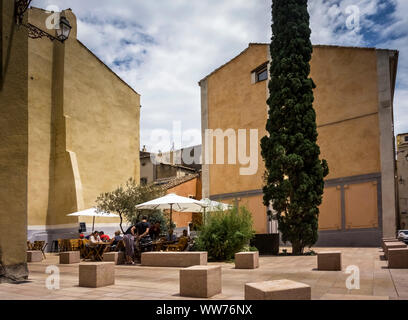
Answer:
(23, 22, 58, 41)
(15, 0, 33, 24)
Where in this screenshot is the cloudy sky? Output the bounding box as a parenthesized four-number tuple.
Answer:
(35, 0, 407, 152)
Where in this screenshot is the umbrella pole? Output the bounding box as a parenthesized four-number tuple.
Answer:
(203, 207, 206, 225)
(170, 204, 173, 231)
(92, 216, 95, 232)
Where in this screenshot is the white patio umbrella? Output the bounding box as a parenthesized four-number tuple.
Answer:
(135, 193, 206, 230)
(200, 198, 232, 212)
(178, 198, 233, 224)
(67, 208, 119, 232)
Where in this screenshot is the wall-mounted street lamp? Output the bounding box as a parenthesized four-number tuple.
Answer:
(15, 0, 72, 42)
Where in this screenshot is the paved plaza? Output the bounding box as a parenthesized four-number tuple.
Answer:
(1, 247, 407, 300)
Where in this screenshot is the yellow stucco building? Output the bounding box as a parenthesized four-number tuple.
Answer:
(1, 0, 29, 282)
(1, 5, 140, 267)
(200, 43, 399, 246)
(26, 7, 141, 242)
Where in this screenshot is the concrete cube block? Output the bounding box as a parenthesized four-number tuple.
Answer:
(384, 242, 407, 260)
(382, 238, 398, 251)
(245, 279, 311, 300)
(235, 252, 259, 269)
(321, 294, 389, 300)
(388, 248, 408, 268)
(79, 262, 115, 288)
(317, 251, 342, 271)
(59, 251, 80, 264)
(180, 265, 221, 298)
(27, 251, 42, 262)
(141, 252, 207, 267)
(103, 252, 125, 265)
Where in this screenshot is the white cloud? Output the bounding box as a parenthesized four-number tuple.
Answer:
(34, 0, 408, 146)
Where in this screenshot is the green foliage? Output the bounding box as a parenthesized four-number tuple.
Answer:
(261, 0, 329, 254)
(95, 178, 167, 233)
(195, 206, 256, 261)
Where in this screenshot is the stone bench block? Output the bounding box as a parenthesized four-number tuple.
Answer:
(141, 252, 207, 267)
(235, 252, 259, 269)
(245, 279, 311, 300)
(321, 294, 389, 300)
(384, 242, 407, 260)
(59, 251, 80, 264)
(317, 251, 342, 271)
(103, 252, 125, 265)
(27, 251, 42, 262)
(180, 265, 221, 298)
(382, 239, 398, 251)
(388, 248, 408, 268)
(79, 262, 115, 288)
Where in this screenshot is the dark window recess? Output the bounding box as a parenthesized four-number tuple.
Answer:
(141, 177, 148, 185)
(405, 136, 408, 142)
(256, 68, 268, 82)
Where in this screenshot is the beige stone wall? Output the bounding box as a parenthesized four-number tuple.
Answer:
(397, 134, 408, 229)
(203, 44, 393, 237)
(311, 46, 381, 180)
(0, 0, 29, 281)
(207, 44, 268, 197)
(27, 8, 140, 233)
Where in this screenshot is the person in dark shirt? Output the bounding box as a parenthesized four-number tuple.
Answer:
(123, 225, 136, 264)
(136, 216, 150, 238)
(136, 216, 152, 252)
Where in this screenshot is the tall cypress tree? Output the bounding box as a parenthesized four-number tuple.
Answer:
(261, 0, 329, 255)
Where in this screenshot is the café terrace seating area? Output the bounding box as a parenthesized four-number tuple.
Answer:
(27, 234, 190, 263)
(16, 245, 408, 300)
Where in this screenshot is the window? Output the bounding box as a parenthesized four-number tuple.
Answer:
(141, 177, 147, 185)
(405, 136, 408, 142)
(256, 68, 268, 82)
(252, 62, 269, 84)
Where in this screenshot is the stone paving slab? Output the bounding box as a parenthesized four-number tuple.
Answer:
(0, 248, 407, 300)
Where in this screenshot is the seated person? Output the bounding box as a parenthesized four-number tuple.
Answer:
(149, 222, 161, 240)
(181, 229, 190, 239)
(110, 230, 123, 250)
(166, 229, 177, 242)
(87, 231, 101, 247)
(99, 231, 110, 242)
(79, 234, 85, 239)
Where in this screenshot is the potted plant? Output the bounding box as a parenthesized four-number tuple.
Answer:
(250, 213, 279, 255)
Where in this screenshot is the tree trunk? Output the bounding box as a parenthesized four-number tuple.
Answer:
(292, 240, 304, 255)
(119, 213, 124, 233)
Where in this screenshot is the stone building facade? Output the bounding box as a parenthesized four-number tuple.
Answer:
(0, 0, 29, 282)
(200, 43, 399, 246)
(1, 6, 141, 256)
(397, 133, 408, 230)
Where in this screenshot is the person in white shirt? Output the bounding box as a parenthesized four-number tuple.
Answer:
(88, 231, 101, 247)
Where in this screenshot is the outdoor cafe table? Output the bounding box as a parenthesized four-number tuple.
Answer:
(151, 239, 178, 251)
(88, 242, 110, 261)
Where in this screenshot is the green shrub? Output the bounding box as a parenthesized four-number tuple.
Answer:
(195, 206, 256, 261)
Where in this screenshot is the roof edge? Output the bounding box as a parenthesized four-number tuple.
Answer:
(77, 40, 140, 97)
(199, 43, 399, 84)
